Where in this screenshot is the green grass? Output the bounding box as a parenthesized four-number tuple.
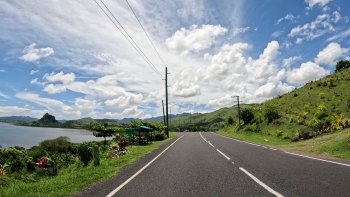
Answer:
(218, 128, 350, 159)
(218, 127, 291, 146)
(0, 137, 173, 197)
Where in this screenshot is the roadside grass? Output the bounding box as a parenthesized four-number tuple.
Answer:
(218, 128, 350, 159)
(0, 136, 173, 197)
(281, 129, 350, 159)
(218, 127, 291, 146)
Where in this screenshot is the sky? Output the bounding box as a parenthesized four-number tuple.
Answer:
(0, 0, 349, 120)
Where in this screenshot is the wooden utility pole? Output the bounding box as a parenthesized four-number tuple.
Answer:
(165, 67, 169, 137)
(232, 95, 241, 129)
(162, 100, 165, 125)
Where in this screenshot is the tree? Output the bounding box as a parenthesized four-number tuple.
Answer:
(335, 60, 350, 72)
(227, 116, 234, 125)
(90, 122, 117, 144)
(239, 109, 254, 125)
(264, 106, 281, 124)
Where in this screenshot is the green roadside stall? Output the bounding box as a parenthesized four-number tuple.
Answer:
(126, 126, 154, 145)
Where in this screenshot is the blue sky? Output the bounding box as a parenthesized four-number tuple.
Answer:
(0, 0, 349, 119)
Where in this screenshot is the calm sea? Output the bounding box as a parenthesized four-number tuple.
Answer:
(0, 123, 108, 148)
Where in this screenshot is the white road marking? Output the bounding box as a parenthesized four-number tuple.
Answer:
(284, 151, 350, 167)
(106, 135, 185, 197)
(208, 141, 215, 148)
(269, 148, 277, 151)
(232, 161, 235, 165)
(216, 149, 231, 160)
(239, 167, 284, 197)
(215, 133, 280, 150)
(199, 132, 208, 143)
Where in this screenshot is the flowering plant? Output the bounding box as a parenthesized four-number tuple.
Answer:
(36, 156, 50, 168)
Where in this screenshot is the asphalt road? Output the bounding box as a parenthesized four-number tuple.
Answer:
(76, 132, 350, 197)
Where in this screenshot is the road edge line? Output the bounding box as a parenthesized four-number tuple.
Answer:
(284, 151, 350, 167)
(106, 135, 185, 197)
(239, 167, 283, 197)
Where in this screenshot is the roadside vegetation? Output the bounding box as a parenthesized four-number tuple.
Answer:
(0, 121, 171, 196)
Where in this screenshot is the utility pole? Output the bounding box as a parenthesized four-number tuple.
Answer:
(232, 95, 241, 129)
(162, 100, 165, 125)
(165, 67, 169, 137)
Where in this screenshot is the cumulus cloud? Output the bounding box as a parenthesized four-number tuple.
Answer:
(208, 94, 234, 109)
(255, 82, 294, 98)
(288, 14, 336, 44)
(305, 0, 331, 8)
(44, 71, 75, 84)
(0, 91, 9, 99)
(283, 56, 302, 69)
(287, 61, 329, 84)
(232, 26, 250, 36)
(315, 42, 348, 65)
(19, 43, 54, 62)
(165, 24, 227, 55)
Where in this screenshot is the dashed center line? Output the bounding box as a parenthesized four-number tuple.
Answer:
(208, 141, 215, 147)
(239, 167, 284, 197)
(216, 149, 231, 160)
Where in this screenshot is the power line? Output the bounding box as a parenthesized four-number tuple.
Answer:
(94, 0, 162, 77)
(125, 0, 167, 68)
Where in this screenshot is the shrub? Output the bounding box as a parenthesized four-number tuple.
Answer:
(154, 132, 166, 141)
(289, 131, 300, 142)
(243, 123, 260, 133)
(227, 116, 234, 125)
(239, 109, 255, 125)
(76, 143, 93, 167)
(314, 103, 327, 119)
(293, 93, 298, 97)
(0, 147, 33, 173)
(264, 107, 280, 124)
(318, 92, 325, 99)
(347, 100, 350, 109)
(299, 127, 315, 139)
(39, 136, 73, 154)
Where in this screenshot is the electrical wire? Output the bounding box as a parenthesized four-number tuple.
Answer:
(94, 0, 162, 77)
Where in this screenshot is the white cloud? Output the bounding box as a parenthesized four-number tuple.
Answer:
(43, 84, 67, 94)
(208, 94, 234, 109)
(0, 69, 6, 72)
(0, 106, 47, 118)
(165, 24, 227, 55)
(15, 92, 81, 118)
(30, 70, 39, 75)
(255, 82, 294, 98)
(305, 0, 331, 8)
(283, 56, 302, 69)
(327, 29, 350, 42)
(288, 14, 336, 43)
(315, 42, 348, 65)
(287, 61, 329, 84)
(232, 26, 250, 36)
(0, 91, 9, 99)
(276, 14, 297, 25)
(44, 71, 75, 84)
(19, 43, 54, 62)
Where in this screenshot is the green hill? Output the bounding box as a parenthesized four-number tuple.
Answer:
(173, 67, 350, 142)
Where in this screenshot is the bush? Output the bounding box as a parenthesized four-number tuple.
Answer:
(76, 143, 93, 167)
(0, 147, 33, 173)
(39, 136, 73, 154)
(264, 107, 280, 124)
(299, 127, 315, 139)
(243, 123, 260, 133)
(289, 131, 300, 142)
(154, 132, 166, 141)
(227, 116, 234, 125)
(240, 109, 255, 125)
(314, 103, 327, 119)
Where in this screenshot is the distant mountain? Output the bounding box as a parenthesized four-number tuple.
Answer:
(0, 116, 38, 123)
